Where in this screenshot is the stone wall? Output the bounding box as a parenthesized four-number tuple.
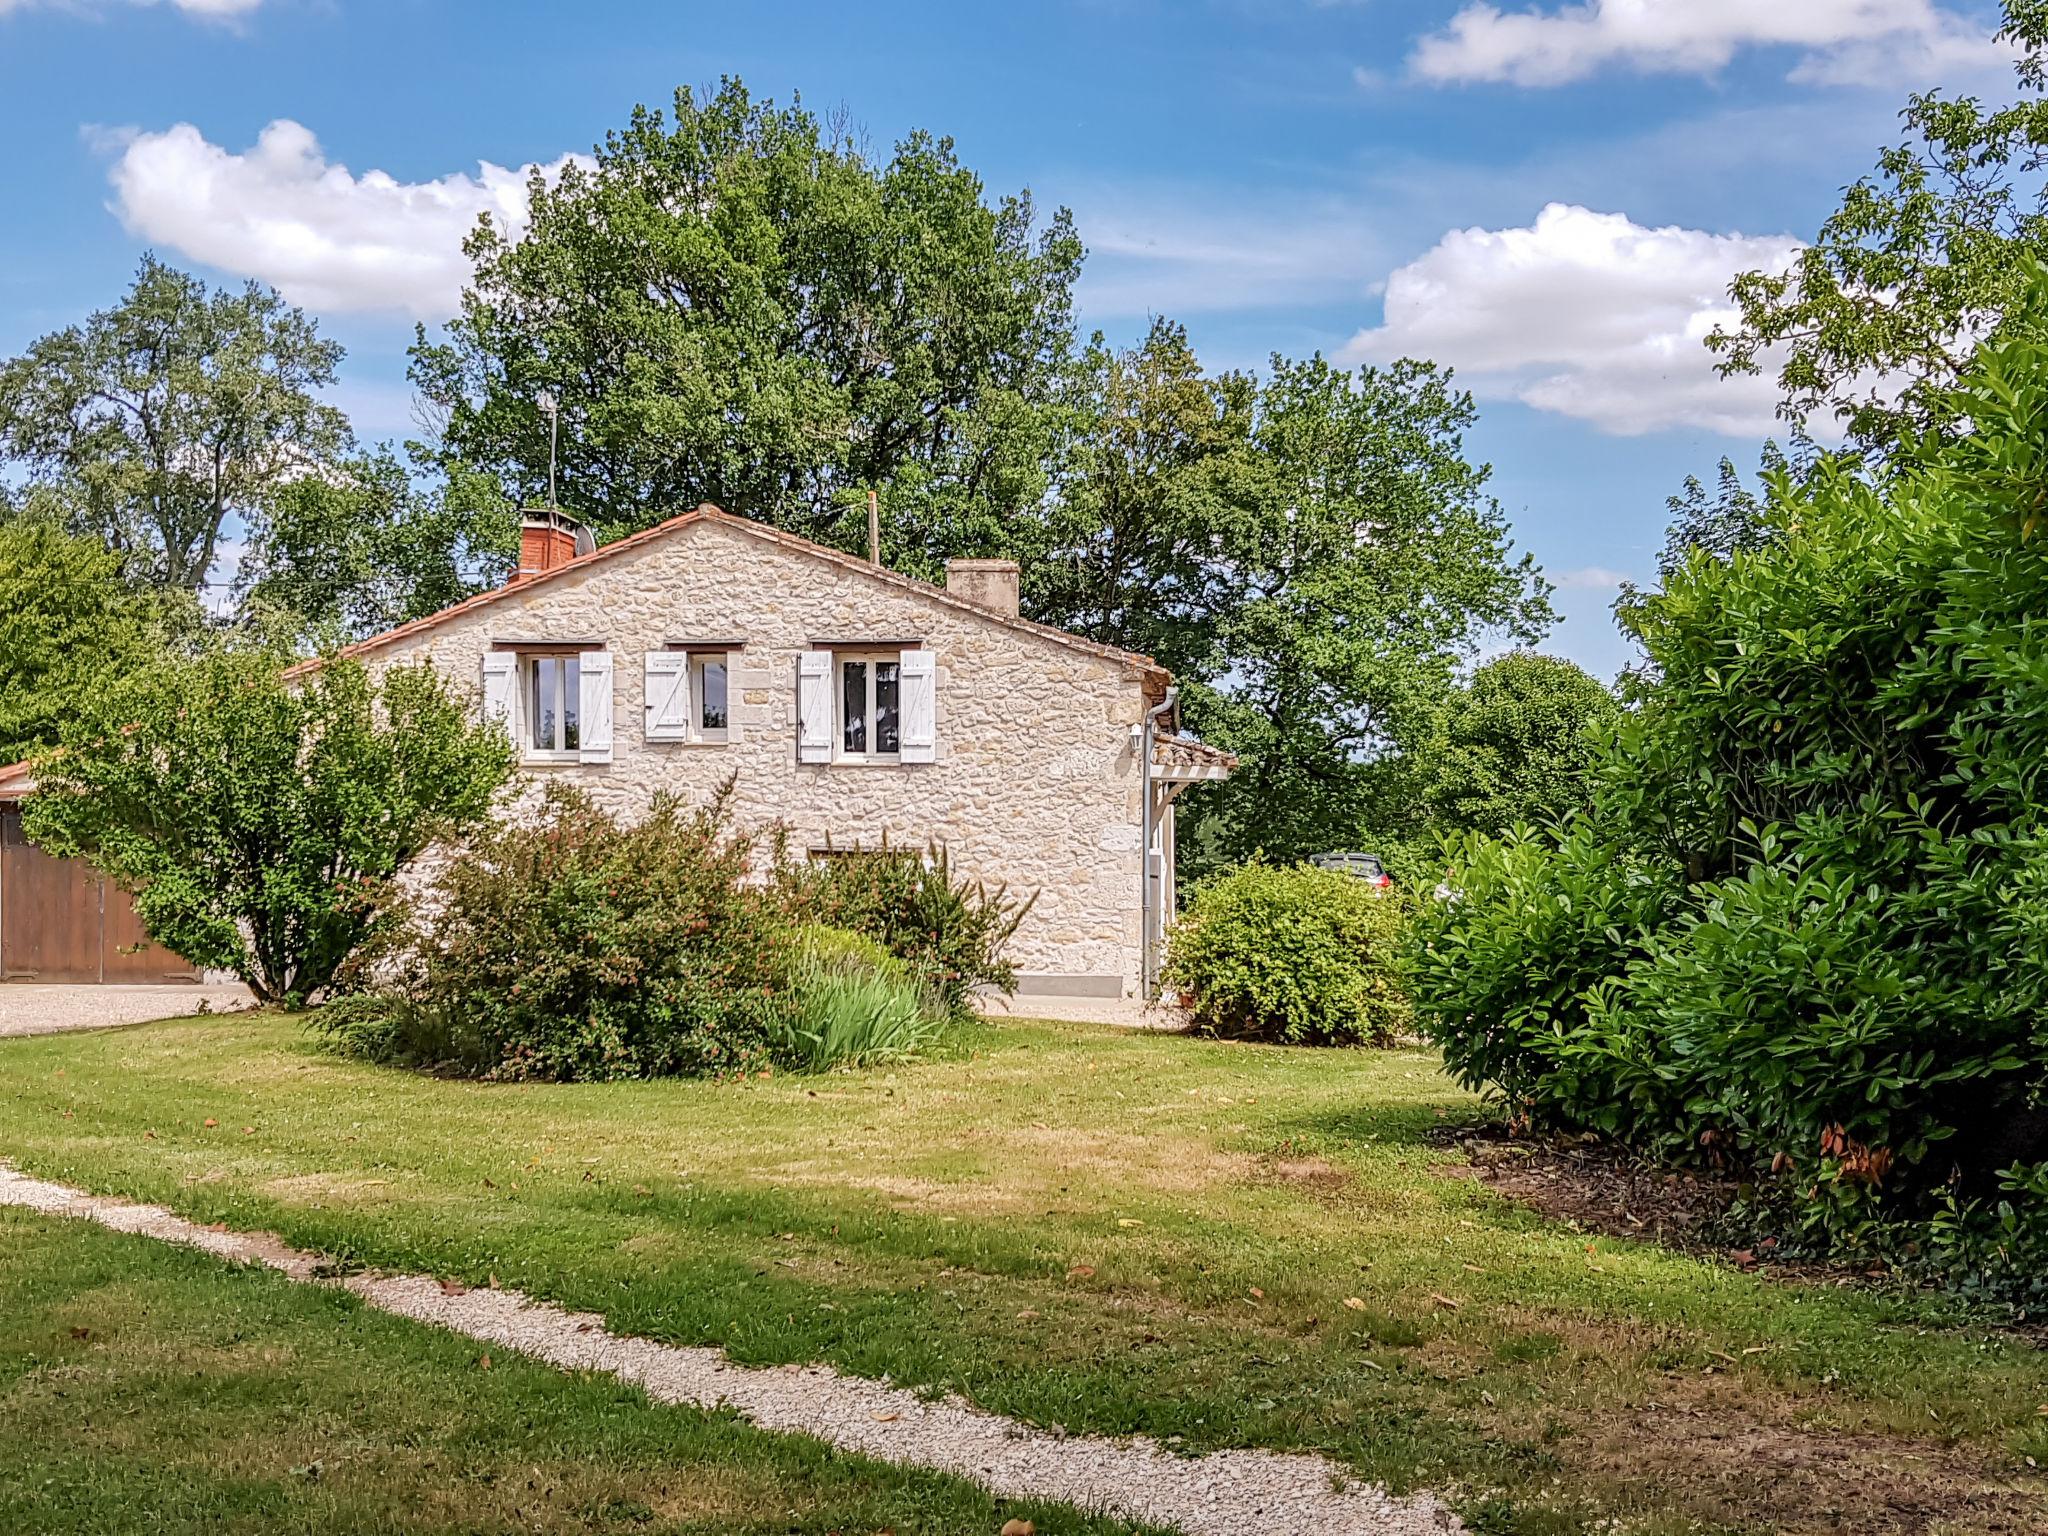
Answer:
(370, 517, 1155, 994)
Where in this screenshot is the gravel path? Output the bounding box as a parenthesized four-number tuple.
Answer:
(0, 1163, 1461, 1536)
(0, 983, 255, 1038)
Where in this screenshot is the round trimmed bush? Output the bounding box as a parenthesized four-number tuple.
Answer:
(1163, 863, 1410, 1046)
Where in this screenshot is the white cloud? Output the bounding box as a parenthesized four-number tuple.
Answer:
(1, 0, 266, 18)
(1408, 0, 2002, 88)
(103, 120, 588, 320)
(1342, 203, 1800, 438)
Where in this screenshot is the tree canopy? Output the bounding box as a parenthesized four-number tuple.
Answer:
(0, 513, 191, 763)
(1419, 653, 1619, 841)
(0, 254, 350, 590)
(234, 449, 516, 639)
(1712, 2, 2048, 453)
(1133, 355, 1552, 869)
(410, 79, 1081, 548)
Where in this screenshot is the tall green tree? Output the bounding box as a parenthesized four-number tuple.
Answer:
(235, 451, 517, 639)
(1185, 357, 1551, 866)
(0, 255, 350, 589)
(25, 652, 512, 1006)
(1028, 320, 1259, 676)
(1711, 2, 2048, 452)
(1652, 450, 1782, 582)
(1037, 338, 1552, 869)
(0, 514, 191, 763)
(411, 79, 1081, 547)
(1419, 653, 1619, 840)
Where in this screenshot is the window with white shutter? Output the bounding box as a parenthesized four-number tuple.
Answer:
(647, 649, 734, 744)
(506, 647, 608, 764)
(481, 653, 517, 734)
(825, 647, 934, 765)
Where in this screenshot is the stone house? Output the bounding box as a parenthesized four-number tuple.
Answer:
(0, 505, 1233, 997)
(352, 504, 1234, 999)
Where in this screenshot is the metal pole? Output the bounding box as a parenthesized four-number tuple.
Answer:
(867, 489, 880, 565)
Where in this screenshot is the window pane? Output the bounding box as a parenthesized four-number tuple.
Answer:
(841, 660, 867, 753)
(562, 655, 581, 750)
(529, 657, 556, 750)
(875, 660, 900, 754)
(699, 659, 727, 731)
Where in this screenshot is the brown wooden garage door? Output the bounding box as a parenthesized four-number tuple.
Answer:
(0, 808, 197, 983)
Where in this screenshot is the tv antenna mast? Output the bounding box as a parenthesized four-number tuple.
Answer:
(537, 390, 560, 509)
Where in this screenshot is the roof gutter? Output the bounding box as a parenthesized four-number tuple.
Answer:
(1139, 686, 1178, 1001)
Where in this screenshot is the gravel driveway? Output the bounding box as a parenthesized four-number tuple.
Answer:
(0, 983, 256, 1039)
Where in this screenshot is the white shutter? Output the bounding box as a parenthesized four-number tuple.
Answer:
(797, 650, 833, 763)
(481, 652, 517, 736)
(644, 650, 688, 742)
(579, 650, 614, 763)
(899, 648, 935, 763)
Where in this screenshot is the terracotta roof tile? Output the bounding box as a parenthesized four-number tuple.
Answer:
(1, 507, 1186, 792)
(287, 504, 1169, 680)
(1153, 732, 1238, 775)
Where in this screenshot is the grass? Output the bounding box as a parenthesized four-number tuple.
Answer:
(2, 1010, 2045, 1534)
(0, 1209, 1161, 1535)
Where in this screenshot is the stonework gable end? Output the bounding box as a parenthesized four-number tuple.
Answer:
(328, 505, 1221, 1000)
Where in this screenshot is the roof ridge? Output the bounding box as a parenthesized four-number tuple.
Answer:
(300, 502, 1166, 679)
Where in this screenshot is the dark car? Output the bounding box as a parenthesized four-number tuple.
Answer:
(1309, 851, 1392, 889)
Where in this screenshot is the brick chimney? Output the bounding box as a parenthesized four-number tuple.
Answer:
(515, 507, 594, 583)
(944, 558, 1020, 618)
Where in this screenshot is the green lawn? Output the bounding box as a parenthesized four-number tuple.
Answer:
(2, 1011, 2044, 1535)
(0, 1208, 1159, 1535)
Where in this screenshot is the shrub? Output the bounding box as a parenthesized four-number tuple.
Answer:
(1163, 863, 1410, 1046)
(794, 923, 908, 983)
(1413, 297, 2048, 1290)
(329, 782, 791, 1080)
(26, 651, 511, 1007)
(775, 843, 1033, 1016)
(1408, 825, 1681, 1132)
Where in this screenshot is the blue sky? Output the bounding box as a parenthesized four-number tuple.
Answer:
(0, 0, 2016, 676)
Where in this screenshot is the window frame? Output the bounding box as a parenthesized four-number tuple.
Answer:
(688, 651, 730, 744)
(520, 648, 586, 762)
(833, 649, 903, 765)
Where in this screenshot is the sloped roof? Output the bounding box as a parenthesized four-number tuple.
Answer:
(289, 504, 1169, 680)
(0, 507, 1187, 800)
